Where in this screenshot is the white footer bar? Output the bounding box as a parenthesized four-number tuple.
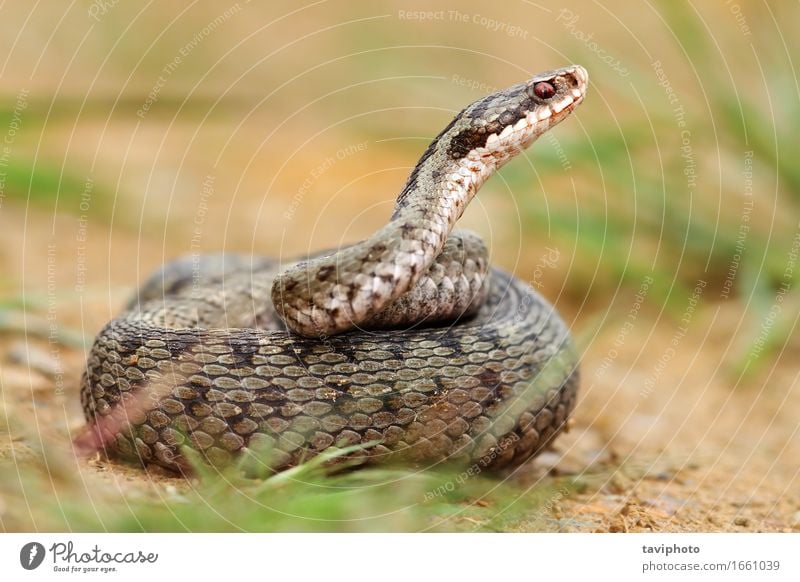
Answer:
(1, 533, 797, 581)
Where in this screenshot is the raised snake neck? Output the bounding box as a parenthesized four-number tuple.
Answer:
(79, 65, 588, 473)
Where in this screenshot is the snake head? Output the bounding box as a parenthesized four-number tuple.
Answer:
(447, 64, 588, 160)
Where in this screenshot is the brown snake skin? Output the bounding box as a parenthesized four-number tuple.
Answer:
(79, 65, 587, 473)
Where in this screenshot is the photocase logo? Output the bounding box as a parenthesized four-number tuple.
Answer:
(19, 542, 46, 570)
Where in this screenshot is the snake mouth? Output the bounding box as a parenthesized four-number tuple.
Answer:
(568, 64, 589, 88)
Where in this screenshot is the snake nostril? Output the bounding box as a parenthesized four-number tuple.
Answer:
(570, 66, 588, 87)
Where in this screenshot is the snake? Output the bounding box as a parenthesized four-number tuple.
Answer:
(78, 65, 588, 474)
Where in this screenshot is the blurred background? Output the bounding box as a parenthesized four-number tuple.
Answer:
(0, 0, 798, 532)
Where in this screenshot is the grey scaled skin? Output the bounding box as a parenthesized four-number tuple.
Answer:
(78, 65, 588, 473)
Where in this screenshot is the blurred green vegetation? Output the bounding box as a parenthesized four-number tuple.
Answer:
(0, 423, 574, 532)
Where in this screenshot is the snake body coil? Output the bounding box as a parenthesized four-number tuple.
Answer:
(80, 65, 588, 473)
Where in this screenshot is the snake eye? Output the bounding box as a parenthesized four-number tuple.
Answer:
(533, 81, 556, 99)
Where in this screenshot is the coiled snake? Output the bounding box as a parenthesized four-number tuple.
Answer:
(79, 65, 588, 473)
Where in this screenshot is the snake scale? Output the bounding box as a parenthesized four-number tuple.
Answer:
(79, 65, 588, 474)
